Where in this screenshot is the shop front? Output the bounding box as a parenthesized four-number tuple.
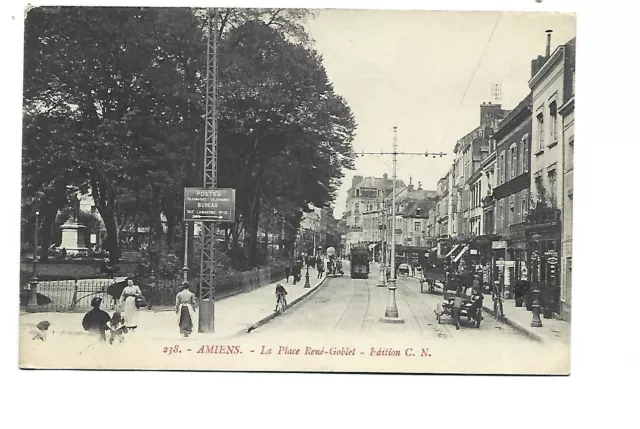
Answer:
(525, 207, 562, 318)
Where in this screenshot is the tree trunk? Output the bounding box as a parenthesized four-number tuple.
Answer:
(165, 214, 175, 248)
(103, 210, 120, 265)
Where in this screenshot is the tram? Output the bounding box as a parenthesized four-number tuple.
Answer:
(350, 244, 370, 279)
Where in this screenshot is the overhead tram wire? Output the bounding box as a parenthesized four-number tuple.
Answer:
(437, 12, 502, 149)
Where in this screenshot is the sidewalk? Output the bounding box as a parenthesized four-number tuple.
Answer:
(481, 293, 570, 345)
(389, 266, 570, 345)
(20, 267, 328, 341)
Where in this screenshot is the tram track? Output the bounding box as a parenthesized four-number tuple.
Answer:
(329, 275, 372, 337)
(396, 278, 456, 340)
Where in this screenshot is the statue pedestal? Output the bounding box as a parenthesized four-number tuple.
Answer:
(60, 220, 88, 256)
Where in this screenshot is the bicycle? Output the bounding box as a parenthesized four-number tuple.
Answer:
(276, 292, 287, 314)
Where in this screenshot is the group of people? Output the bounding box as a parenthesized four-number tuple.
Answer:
(80, 277, 198, 342)
(81, 278, 143, 343)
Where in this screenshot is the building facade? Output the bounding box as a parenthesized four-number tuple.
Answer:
(344, 174, 404, 253)
(527, 35, 575, 319)
(491, 93, 533, 297)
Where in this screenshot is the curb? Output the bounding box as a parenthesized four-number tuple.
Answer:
(244, 274, 330, 334)
(481, 303, 543, 343)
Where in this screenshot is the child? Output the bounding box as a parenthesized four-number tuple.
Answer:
(107, 312, 128, 345)
(31, 321, 50, 341)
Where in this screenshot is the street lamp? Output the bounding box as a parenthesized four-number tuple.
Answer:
(304, 265, 311, 288)
(530, 234, 543, 327)
(28, 191, 45, 309)
(381, 128, 404, 324)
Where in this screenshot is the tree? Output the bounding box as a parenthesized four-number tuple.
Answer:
(23, 7, 205, 265)
(216, 21, 356, 266)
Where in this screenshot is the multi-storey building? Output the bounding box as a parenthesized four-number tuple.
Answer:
(344, 174, 404, 252)
(490, 93, 533, 296)
(527, 34, 575, 319)
(300, 207, 340, 256)
(559, 40, 575, 322)
(446, 102, 507, 267)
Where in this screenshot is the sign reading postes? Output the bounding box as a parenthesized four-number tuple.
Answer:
(492, 240, 508, 249)
(184, 188, 236, 223)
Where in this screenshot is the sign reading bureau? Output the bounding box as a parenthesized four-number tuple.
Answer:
(184, 188, 236, 222)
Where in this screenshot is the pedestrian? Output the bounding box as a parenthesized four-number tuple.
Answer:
(318, 261, 324, 278)
(82, 297, 111, 341)
(285, 265, 291, 283)
(107, 312, 128, 345)
(472, 274, 482, 294)
(452, 287, 463, 330)
(120, 278, 143, 331)
(275, 283, 288, 312)
(176, 282, 197, 337)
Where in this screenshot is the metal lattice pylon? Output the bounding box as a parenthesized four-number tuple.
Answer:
(198, 8, 219, 333)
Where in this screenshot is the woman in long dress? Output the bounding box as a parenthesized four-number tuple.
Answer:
(176, 282, 197, 337)
(120, 278, 142, 331)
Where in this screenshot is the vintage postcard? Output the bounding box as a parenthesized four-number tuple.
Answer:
(19, 6, 574, 374)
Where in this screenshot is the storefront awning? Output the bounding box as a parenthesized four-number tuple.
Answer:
(443, 244, 461, 258)
(453, 245, 469, 263)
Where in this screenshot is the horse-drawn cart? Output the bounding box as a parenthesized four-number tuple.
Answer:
(434, 274, 484, 329)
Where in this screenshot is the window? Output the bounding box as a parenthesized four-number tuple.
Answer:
(537, 113, 545, 151)
(511, 146, 517, 179)
(415, 221, 421, 232)
(356, 189, 360, 197)
(416, 208, 421, 216)
(523, 137, 530, 173)
(500, 152, 506, 184)
(521, 190, 529, 219)
(354, 203, 359, 214)
(548, 170, 557, 207)
(550, 102, 558, 143)
(354, 216, 360, 226)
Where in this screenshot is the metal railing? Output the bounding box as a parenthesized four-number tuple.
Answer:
(21, 263, 287, 312)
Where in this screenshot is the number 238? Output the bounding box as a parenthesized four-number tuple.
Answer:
(163, 345, 181, 355)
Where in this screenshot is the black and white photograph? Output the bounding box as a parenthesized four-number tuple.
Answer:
(17, 4, 576, 374)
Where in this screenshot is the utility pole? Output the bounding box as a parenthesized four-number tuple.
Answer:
(198, 8, 219, 333)
(358, 128, 446, 324)
(377, 195, 386, 287)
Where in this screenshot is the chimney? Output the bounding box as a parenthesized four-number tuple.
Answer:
(408, 176, 414, 191)
(383, 173, 388, 181)
(545, 29, 553, 58)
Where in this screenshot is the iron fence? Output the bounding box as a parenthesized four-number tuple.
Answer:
(21, 263, 287, 312)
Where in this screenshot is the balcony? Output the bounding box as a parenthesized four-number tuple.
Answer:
(525, 206, 561, 231)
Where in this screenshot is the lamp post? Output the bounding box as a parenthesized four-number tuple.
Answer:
(355, 128, 446, 323)
(382, 127, 404, 323)
(378, 196, 386, 287)
(182, 223, 189, 283)
(28, 191, 45, 309)
(530, 234, 543, 327)
(304, 265, 311, 288)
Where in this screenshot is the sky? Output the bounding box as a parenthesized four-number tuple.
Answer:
(305, 10, 576, 217)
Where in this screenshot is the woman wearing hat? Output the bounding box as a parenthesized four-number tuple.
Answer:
(175, 282, 197, 337)
(120, 278, 143, 331)
(82, 297, 111, 341)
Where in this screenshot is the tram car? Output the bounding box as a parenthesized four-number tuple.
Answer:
(350, 244, 370, 279)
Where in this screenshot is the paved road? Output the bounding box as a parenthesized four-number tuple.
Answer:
(241, 262, 568, 374)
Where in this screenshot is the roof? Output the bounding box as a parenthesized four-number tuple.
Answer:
(400, 198, 437, 218)
(492, 93, 533, 141)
